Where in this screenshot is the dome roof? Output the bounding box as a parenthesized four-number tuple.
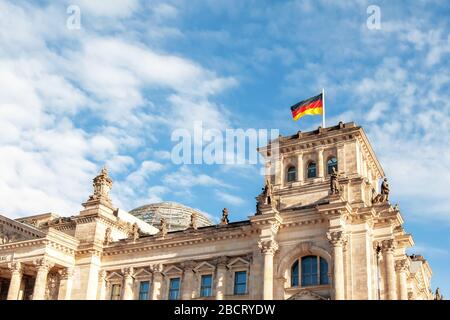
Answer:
(129, 202, 214, 232)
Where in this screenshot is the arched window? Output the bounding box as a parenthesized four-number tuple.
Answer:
(291, 260, 299, 287)
(307, 162, 316, 178)
(290, 256, 329, 287)
(327, 157, 338, 175)
(287, 166, 296, 182)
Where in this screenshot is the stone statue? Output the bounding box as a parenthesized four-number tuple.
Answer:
(160, 218, 168, 237)
(220, 208, 229, 225)
(330, 167, 340, 195)
(130, 223, 140, 242)
(263, 179, 273, 205)
(381, 178, 390, 202)
(435, 287, 443, 300)
(189, 212, 198, 230)
(104, 227, 112, 245)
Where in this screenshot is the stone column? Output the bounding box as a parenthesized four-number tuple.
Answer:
(382, 239, 397, 300)
(122, 267, 135, 300)
(97, 270, 107, 300)
(395, 259, 409, 300)
(151, 264, 163, 300)
(7, 262, 23, 300)
(297, 154, 304, 182)
(215, 257, 228, 300)
(327, 231, 347, 300)
(57, 267, 74, 300)
(181, 262, 195, 300)
(317, 148, 324, 178)
(33, 258, 52, 300)
(258, 239, 278, 300)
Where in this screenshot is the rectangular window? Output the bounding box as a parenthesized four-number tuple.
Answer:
(301, 256, 318, 287)
(139, 281, 150, 300)
(234, 271, 247, 295)
(110, 284, 122, 300)
(168, 278, 180, 300)
(200, 274, 213, 297)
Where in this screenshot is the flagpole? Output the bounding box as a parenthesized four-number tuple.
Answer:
(322, 88, 326, 128)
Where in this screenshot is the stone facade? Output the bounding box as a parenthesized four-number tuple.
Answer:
(0, 122, 434, 300)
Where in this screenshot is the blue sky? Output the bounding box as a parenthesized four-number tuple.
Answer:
(0, 0, 449, 296)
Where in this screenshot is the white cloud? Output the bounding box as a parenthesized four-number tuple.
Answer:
(76, 0, 139, 18)
(214, 189, 245, 206)
(162, 165, 230, 188)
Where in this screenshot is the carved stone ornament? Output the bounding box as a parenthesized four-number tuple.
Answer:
(189, 212, 198, 230)
(381, 239, 396, 253)
(220, 208, 229, 225)
(34, 258, 53, 271)
(330, 167, 340, 195)
(258, 239, 279, 255)
(8, 261, 22, 274)
(159, 218, 168, 237)
(395, 259, 409, 272)
(326, 231, 347, 247)
(122, 267, 134, 278)
(104, 227, 112, 245)
(87, 166, 113, 204)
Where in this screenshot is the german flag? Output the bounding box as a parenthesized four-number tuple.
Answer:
(290, 93, 323, 121)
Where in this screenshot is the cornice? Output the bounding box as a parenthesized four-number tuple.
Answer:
(103, 227, 257, 256)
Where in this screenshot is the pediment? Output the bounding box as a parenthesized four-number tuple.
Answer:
(106, 271, 123, 281)
(194, 261, 215, 272)
(227, 257, 250, 269)
(134, 268, 152, 278)
(163, 265, 183, 275)
(0, 215, 45, 245)
(288, 289, 328, 300)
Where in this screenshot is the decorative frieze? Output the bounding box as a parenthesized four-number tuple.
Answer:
(381, 239, 396, 253)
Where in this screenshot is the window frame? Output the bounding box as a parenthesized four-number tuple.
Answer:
(327, 157, 338, 175)
(110, 283, 122, 300)
(286, 166, 297, 183)
(138, 280, 150, 300)
(200, 274, 213, 297)
(307, 161, 317, 179)
(168, 277, 181, 300)
(290, 255, 330, 288)
(233, 270, 248, 295)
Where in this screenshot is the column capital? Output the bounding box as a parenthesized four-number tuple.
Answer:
(150, 263, 164, 274)
(121, 267, 134, 278)
(215, 256, 228, 268)
(34, 258, 53, 271)
(327, 230, 347, 247)
(59, 267, 74, 280)
(8, 261, 22, 273)
(98, 270, 107, 281)
(381, 239, 396, 253)
(395, 259, 410, 272)
(182, 261, 195, 271)
(258, 239, 279, 255)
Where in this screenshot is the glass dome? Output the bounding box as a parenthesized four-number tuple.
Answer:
(129, 202, 214, 232)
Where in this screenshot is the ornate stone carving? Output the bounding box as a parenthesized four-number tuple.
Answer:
(373, 177, 390, 204)
(216, 256, 228, 268)
(262, 179, 273, 205)
(8, 261, 22, 274)
(150, 263, 164, 274)
(122, 267, 134, 278)
(434, 287, 444, 300)
(34, 258, 53, 271)
(381, 239, 396, 253)
(326, 231, 347, 247)
(104, 227, 112, 245)
(330, 167, 340, 195)
(87, 166, 113, 204)
(395, 259, 409, 272)
(159, 218, 168, 237)
(220, 208, 229, 225)
(189, 212, 198, 230)
(59, 267, 74, 280)
(128, 223, 140, 242)
(258, 239, 279, 255)
(98, 270, 107, 281)
(45, 272, 60, 300)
